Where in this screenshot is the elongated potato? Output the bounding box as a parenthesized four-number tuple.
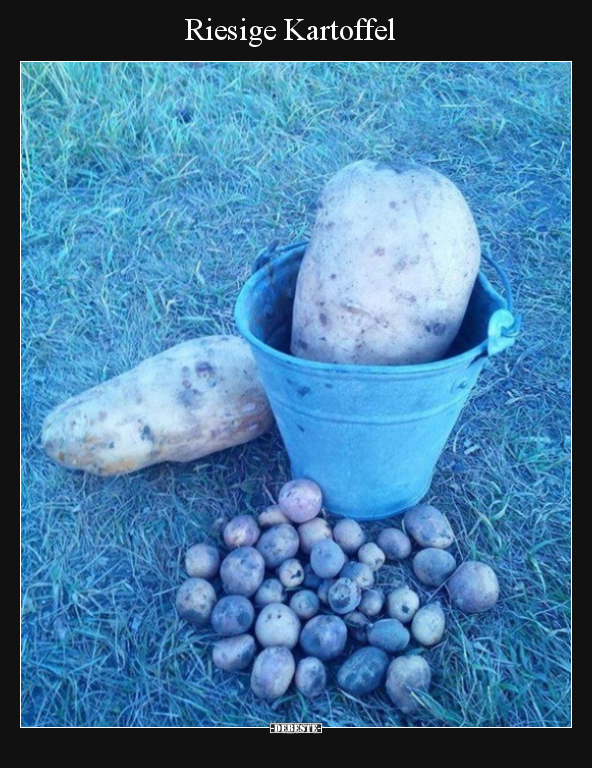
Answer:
(42, 336, 274, 475)
(291, 160, 481, 365)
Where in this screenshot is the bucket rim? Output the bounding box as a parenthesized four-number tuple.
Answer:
(235, 247, 497, 375)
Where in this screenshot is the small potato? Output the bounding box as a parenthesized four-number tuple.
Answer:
(447, 561, 500, 613)
(333, 519, 366, 555)
(303, 563, 323, 590)
(185, 543, 220, 580)
(298, 518, 333, 555)
(289, 590, 320, 620)
(256, 523, 300, 568)
(328, 578, 362, 614)
(220, 547, 265, 597)
(404, 504, 454, 549)
(212, 634, 256, 672)
(358, 588, 385, 618)
(368, 619, 410, 653)
(340, 561, 374, 589)
(278, 479, 323, 523)
(258, 505, 290, 528)
(358, 542, 386, 571)
(254, 578, 285, 606)
(223, 515, 260, 549)
(278, 558, 305, 589)
(255, 602, 301, 649)
(251, 647, 295, 700)
(337, 647, 389, 696)
(413, 548, 457, 587)
(387, 586, 420, 623)
(176, 578, 217, 626)
(378, 528, 412, 561)
(211, 595, 255, 636)
(317, 578, 336, 604)
(411, 602, 446, 646)
(386, 656, 431, 714)
(295, 657, 327, 698)
(310, 539, 346, 579)
(344, 611, 371, 644)
(300, 615, 348, 661)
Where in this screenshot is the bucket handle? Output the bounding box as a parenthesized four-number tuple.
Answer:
(253, 241, 520, 357)
(481, 252, 521, 357)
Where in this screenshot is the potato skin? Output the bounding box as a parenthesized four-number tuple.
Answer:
(295, 657, 327, 698)
(185, 543, 220, 580)
(377, 528, 412, 561)
(42, 336, 273, 475)
(251, 647, 295, 700)
(220, 547, 265, 597)
(278, 479, 323, 523)
(212, 634, 256, 672)
(333, 519, 365, 555)
(404, 505, 455, 549)
(387, 586, 420, 624)
(413, 548, 457, 587)
(255, 603, 301, 649)
(447, 561, 500, 613)
(298, 518, 333, 555)
(386, 656, 432, 714)
(291, 160, 480, 365)
(176, 578, 217, 627)
(411, 602, 446, 646)
(223, 516, 260, 549)
(256, 524, 300, 569)
(211, 595, 255, 636)
(300, 615, 347, 661)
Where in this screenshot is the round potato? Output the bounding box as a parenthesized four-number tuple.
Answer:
(300, 615, 347, 661)
(185, 543, 220, 580)
(386, 656, 431, 714)
(223, 515, 260, 549)
(310, 539, 346, 579)
(359, 588, 385, 618)
(344, 611, 371, 644)
(298, 518, 333, 555)
(377, 528, 412, 561)
(368, 618, 410, 653)
(255, 602, 301, 649)
(278, 479, 323, 523)
(447, 561, 499, 613)
(176, 578, 217, 626)
(337, 647, 389, 696)
(289, 590, 320, 620)
(278, 558, 305, 589)
(404, 504, 454, 549)
(413, 548, 457, 587)
(340, 561, 374, 589)
(328, 578, 362, 614)
(211, 595, 255, 637)
(358, 542, 386, 572)
(254, 578, 285, 606)
(333, 519, 366, 555)
(411, 602, 446, 646)
(256, 523, 299, 568)
(317, 578, 336, 604)
(258, 505, 289, 528)
(291, 161, 481, 365)
(220, 547, 265, 597)
(386, 586, 420, 624)
(295, 657, 327, 698)
(251, 647, 295, 700)
(212, 634, 256, 672)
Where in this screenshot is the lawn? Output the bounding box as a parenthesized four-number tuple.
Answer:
(21, 61, 571, 727)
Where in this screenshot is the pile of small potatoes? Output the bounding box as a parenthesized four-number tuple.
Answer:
(176, 479, 499, 714)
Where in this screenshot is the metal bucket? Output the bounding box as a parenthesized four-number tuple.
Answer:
(235, 242, 519, 519)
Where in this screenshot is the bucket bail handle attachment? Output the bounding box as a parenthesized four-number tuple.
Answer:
(481, 252, 521, 356)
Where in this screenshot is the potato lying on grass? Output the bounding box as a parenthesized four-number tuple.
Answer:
(176, 578, 217, 627)
(220, 547, 265, 597)
(43, 336, 273, 475)
(333, 519, 366, 555)
(295, 657, 327, 698)
(223, 515, 260, 549)
(211, 595, 255, 637)
(256, 524, 300, 569)
(212, 634, 256, 672)
(185, 543, 220, 580)
(368, 619, 410, 653)
(404, 504, 455, 549)
(447, 561, 499, 613)
(337, 647, 389, 696)
(278, 479, 323, 523)
(300, 615, 347, 661)
(251, 647, 295, 700)
(411, 602, 446, 646)
(386, 656, 432, 715)
(387, 586, 420, 624)
(378, 528, 412, 561)
(258, 506, 289, 528)
(413, 548, 457, 587)
(255, 603, 301, 649)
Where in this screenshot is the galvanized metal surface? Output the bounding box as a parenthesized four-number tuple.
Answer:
(235, 242, 519, 519)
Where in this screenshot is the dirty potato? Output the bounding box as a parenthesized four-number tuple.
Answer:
(211, 595, 255, 637)
(386, 656, 432, 714)
(185, 543, 220, 580)
(176, 578, 217, 626)
(251, 647, 295, 700)
(447, 561, 500, 613)
(295, 657, 327, 698)
(386, 586, 420, 623)
(212, 634, 256, 672)
(220, 547, 265, 597)
(377, 528, 412, 561)
(255, 603, 301, 649)
(256, 523, 300, 568)
(223, 515, 260, 549)
(411, 602, 446, 646)
(412, 548, 457, 587)
(300, 615, 348, 661)
(404, 504, 455, 549)
(278, 479, 323, 523)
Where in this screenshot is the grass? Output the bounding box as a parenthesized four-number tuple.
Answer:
(21, 61, 571, 728)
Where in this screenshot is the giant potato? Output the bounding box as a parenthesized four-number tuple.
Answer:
(291, 160, 481, 365)
(42, 336, 273, 475)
